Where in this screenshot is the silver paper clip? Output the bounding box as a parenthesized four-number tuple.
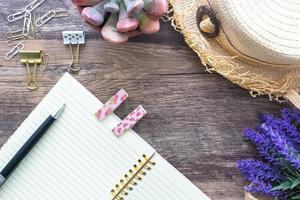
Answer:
(35, 10, 56, 27)
(7, 30, 25, 46)
(7, 30, 23, 39)
(35, 10, 69, 27)
(25, 0, 46, 12)
(23, 11, 31, 36)
(7, 0, 46, 22)
(7, 37, 26, 46)
(55, 10, 70, 18)
(7, 9, 26, 22)
(5, 42, 25, 60)
(7, 39, 27, 47)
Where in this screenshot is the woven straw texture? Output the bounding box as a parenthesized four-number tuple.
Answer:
(169, 0, 300, 100)
(210, 0, 300, 65)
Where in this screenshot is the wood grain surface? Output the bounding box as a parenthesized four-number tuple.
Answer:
(0, 0, 288, 199)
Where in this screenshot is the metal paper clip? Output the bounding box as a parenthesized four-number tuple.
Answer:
(7, 9, 26, 22)
(35, 11, 56, 27)
(32, 12, 40, 33)
(34, 10, 70, 27)
(7, 39, 27, 47)
(38, 54, 49, 77)
(35, 10, 69, 28)
(7, 30, 23, 39)
(54, 10, 69, 18)
(7, 0, 45, 22)
(7, 28, 34, 44)
(23, 11, 31, 36)
(25, 0, 46, 12)
(29, 18, 37, 38)
(19, 50, 44, 90)
(7, 36, 26, 46)
(5, 43, 24, 60)
(7, 30, 25, 46)
(62, 31, 85, 72)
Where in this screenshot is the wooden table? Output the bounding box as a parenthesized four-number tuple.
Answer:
(0, 1, 285, 199)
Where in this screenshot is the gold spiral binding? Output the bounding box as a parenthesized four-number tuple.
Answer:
(111, 152, 156, 200)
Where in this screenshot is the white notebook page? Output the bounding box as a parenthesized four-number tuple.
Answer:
(0, 73, 210, 200)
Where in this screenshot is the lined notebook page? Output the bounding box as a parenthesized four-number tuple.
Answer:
(0, 73, 210, 200)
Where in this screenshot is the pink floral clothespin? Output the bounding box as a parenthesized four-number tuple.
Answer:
(95, 89, 128, 120)
(112, 105, 147, 137)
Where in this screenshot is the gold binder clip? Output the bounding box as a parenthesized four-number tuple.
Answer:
(20, 50, 44, 90)
(111, 153, 156, 200)
(62, 31, 85, 72)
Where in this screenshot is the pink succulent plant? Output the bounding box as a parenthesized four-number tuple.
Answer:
(72, 0, 168, 44)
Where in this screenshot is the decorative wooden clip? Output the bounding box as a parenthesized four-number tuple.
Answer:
(112, 105, 147, 137)
(95, 89, 128, 120)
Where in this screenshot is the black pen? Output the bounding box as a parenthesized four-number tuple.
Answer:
(0, 104, 65, 187)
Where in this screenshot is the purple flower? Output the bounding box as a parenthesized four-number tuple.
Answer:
(244, 181, 284, 198)
(244, 110, 300, 170)
(237, 160, 285, 198)
(244, 128, 279, 165)
(237, 159, 285, 197)
(261, 121, 300, 170)
(237, 159, 283, 183)
(238, 108, 300, 199)
(281, 108, 300, 147)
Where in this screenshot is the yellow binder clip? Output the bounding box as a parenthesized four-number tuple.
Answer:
(19, 50, 44, 90)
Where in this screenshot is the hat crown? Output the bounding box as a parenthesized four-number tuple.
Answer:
(210, 0, 300, 65)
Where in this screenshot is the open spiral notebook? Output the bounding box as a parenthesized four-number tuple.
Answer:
(0, 73, 210, 200)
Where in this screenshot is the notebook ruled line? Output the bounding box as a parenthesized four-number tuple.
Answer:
(56, 84, 188, 200)
(55, 83, 187, 200)
(48, 90, 163, 200)
(0, 73, 210, 200)
(25, 120, 107, 197)
(17, 129, 94, 199)
(21, 94, 156, 200)
(53, 87, 179, 200)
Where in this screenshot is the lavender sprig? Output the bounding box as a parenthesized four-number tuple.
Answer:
(237, 159, 283, 183)
(237, 108, 300, 199)
(261, 121, 300, 170)
(245, 181, 285, 198)
(244, 128, 280, 166)
(281, 108, 300, 148)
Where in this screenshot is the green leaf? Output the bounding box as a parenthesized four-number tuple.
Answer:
(292, 194, 300, 199)
(272, 180, 293, 191)
(292, 177, 300, 189)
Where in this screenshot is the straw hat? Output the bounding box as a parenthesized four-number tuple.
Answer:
(169, 0, 300, 108)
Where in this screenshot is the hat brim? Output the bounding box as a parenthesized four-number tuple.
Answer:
(169, 0, 300, 99)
